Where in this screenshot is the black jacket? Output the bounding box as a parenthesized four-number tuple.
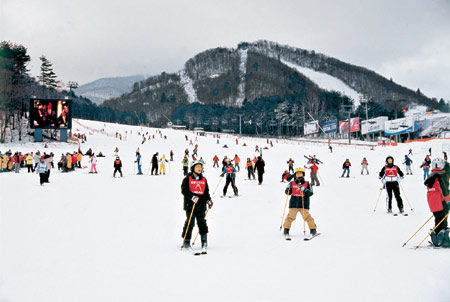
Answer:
(152, 154, 158, 166)
(379, 164, 404, 179)
(255, 158, 265, 174)
(181, 172, 211, 211)
(285, 177, 313, 209)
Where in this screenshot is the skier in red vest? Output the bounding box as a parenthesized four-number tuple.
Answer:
(180, 160, 213, 253)
(212, 155, 219, 168)
(305, 160, 320, 186)
(221, 158, 238, 196)
(379, 156, 405, 214)
(424, 158, 450, 247)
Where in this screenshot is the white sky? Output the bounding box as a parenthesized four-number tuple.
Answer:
(1, 0, 449, 100)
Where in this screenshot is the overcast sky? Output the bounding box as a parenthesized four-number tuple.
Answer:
(1, 0, 449, 100)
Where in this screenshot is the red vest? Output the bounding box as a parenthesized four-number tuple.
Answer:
(189, 176, 206, 195)
(115, 160, 121, 165)
(225, 166, 234, 173)
(292, 181, 308, 197)
(423, 165, 429, 170)
(362, 160, 368, 165)
(385, 165, 398, 177)
(345, 162, 350, 167)
(246, 162, 252, 167)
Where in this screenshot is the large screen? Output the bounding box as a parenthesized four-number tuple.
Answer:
(29, 98, 72, 129)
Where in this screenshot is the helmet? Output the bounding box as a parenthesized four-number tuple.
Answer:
(431, 158, 446, 170)
(295, 167, 305, 174)
(190, 160, 204, 172)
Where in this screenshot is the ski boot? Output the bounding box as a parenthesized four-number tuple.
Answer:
(283, 228, 291, 240)
(399, 208, 404, 214)
(387, 209, 392, 214)
(201, 234, 208, 254)
(310, 229, 317, 236)
(182, 239, 193, 252)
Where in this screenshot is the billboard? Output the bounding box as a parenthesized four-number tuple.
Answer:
(29, 98, 72, 129)
(414, 115, 450, 137)
(350, 117, 360, 132)
(361, 116, 388, 135)
(304, 121, 319, 135)
(384, 117, 414, 136)
(322, 120, 337, 133)
(339, 121, 349, 134)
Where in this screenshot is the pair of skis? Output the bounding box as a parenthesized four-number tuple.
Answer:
(183, 246, 207, 256)
(285, 233, 321, 241)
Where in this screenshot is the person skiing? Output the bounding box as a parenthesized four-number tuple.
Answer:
(287, 158, 294, 174)
(221, 158, 238, 196)
(181, 160, 213, 253)
(420, 161, 430, 180)
(35, 156, 49, 186)
(113, 156, 123, 177)
(424, 158, 450, 247)
(305, 159, 320, 186)
(281, 170, 289, 182)
(361, 157, 369, 175)
(212, 155, 219, 168)
(26, 153, 34, 173)
(403, 155, 413, 175)
(282, 167, 317, 239)
(233, 154, 240, 172)
(135, 152, 143, 175)
(170, 150, 174, 161)
(246, 158, 255, 180)
(151, 152, 159, 175)
(424, 155, 431, 166)
(379, 156, 405, 214)
(89, 154, 98, 173)
(341, 159, 351, 177)
(182, 156, 189, 176)
(159, 154, 168, 175)
(408, 148, 413, 156)
(254, 156, 265, 185)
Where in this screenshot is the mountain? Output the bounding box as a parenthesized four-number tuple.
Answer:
(101, 40, 438, 128)
(74, 75, 146, 105)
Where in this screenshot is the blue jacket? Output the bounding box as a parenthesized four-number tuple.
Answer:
(35, 162, 49, 174)
(223, 164, 236, 178)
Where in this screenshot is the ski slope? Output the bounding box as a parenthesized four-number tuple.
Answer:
(0, 119, 449, 302)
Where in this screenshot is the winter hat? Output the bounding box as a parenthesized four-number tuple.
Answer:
(386, 156, 394, 163)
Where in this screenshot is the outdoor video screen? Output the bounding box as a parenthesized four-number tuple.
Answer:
(29, 98, 72, 129)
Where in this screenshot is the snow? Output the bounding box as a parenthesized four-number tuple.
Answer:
(1, 119, 450, 302)
(281, 60, 362, 108)
(179, 70, 198, 104)
(236, 49, 248, 106)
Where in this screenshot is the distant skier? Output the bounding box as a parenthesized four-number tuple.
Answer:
(170, 150, 174, 161)
(305, 159, 320, 186)
(254, 156, 265, 185)
(212, 155, 219, 168)
(282, 167, 317, 239)
(233, 154, 240, 172)
(89, 154, 98, 174)
(221, 158, 238, 196)
(180, 160, 213, 253)
(341, 159, 351, 177)
(379, 156, 405, 214)
(246, 158, 255, 180)
(182, 156, 189, 176)
(151, 153, 159, 175)
(420, 161, 430, 180)
(135, 152, 143, 175)
(159, 154, 168, 175)
(403, 155, 413, 175)
(281, 170, 289, 182)
(361, 157, 369, 175)
(424, 158, 450, 247)
(113, 156, 123, 177)
(287, 158, 294, 174)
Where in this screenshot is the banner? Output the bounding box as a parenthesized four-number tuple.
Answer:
(361, 117, 388, 135)
(384, 117, 414, 136)
(350, 117, 360, 132)
(304, 121, 319, 135)
(339, 121, 349, 134)
(322, 120, 337, 133)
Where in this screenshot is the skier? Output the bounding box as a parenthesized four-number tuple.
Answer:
(180, 160, 213, 253)
(420, 161, 430, 180)
(424, 158, 450, 247)
(35, 156, 49, 186)
(254, 156, 265, 185)
(151, 153, 159, 175)
(159, 154, 168, 175)
(282, 167, 317, 239)
(424, 155, 432, 166)
(113, 156, 123, 177)
(182, 156, 189, 176)
(26, 153, 34, 173)
(305, 159, 320, 186)
(170, 150, 174, 161)
(281, 170, 289, 182)
(246, 158, 255, 180)
(221, 158, 238, 196)
(408, 148, 413, 156)
(234, 154, 240, 172)
(287, 158, 294, 174)
(403, 155, 413, 175)
(341, 159, 351, 177)
(361, 157, 369, 175)
(212, 155, 219, 168)
(89, 154, 98, 173)
(379, 156, 405, 214)
(135, 152, 143, 175)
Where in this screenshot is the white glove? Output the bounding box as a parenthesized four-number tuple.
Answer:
(192, 196, 199, 204)
(300, 186, 306, 192)
(381, 178, 386, 184)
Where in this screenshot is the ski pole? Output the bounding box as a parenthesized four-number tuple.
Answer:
(402, 214, 433, 247)
(192, 208, 210, 246)
(212, 176, 224, 195)
(317, 172, 324, 185)
(414, 212, 450, 249)
(181, 203, 196, 250)
(373, 186, 384, 212)
(280, 193, 290, 231)
(399, 183, 413, 211)
(302, 194, 305, 235)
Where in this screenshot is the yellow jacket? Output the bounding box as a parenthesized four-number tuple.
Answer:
(26, 155, 33, 165)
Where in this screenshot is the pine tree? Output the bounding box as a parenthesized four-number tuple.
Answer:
(38, 55, 58, 93)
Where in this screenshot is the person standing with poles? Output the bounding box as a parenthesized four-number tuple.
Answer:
(221, 158, 238, 197)
(151, 152, 159, 175)
(424, 158, 450, 247)
(113, 156, 123, 178)
(246, 158, 255, 180)
(379, 156, 405, 215)
(403, 155, 413, 175)
(361, 157, 369, 175)
(182, 156, 189, 176)
(341, 159, 351, 177)
(287, 158, 294, 174)
(282, 167, 317, 240)
(180, 160, 213, 254)
(255, 156, 265, 185)
(135, 152, 143, 175)
(35, 156, 49, 186)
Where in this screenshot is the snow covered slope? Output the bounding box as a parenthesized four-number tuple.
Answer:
(0, 119, 449, 302)
(282, 60, 362, 107)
